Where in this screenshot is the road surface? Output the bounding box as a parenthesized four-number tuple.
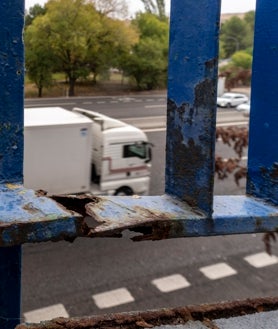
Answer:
(21, 96, 278, 323)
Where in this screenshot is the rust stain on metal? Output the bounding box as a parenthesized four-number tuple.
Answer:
(35, 189, 48, 197)
(259, 163, 278, 182)
(205, 58, 217, 71)
(16, 297, 278, 329)
(22, 203, 40, 215)
(202, 318, 220, 329)
(194, 78, 216, 109)
(270, 162, 278, 180)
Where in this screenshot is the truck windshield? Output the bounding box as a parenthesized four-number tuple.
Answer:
(123, 143, 146, 159)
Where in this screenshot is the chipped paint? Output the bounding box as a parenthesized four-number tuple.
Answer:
(248, 163, 278, 206)
(27, 194, 278, 242)
(166, 0, 220, 217)
(0, 184, 85, 246)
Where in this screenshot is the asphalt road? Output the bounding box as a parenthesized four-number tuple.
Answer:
(21, 95, 278, 323)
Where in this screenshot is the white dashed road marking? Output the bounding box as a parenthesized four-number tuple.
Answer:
(244, 252, 278, 268)
(24, 304, 69, 323)
(200, 262, 237, 280)
(92, 288, 135, 309)
(152, 274, 191, 293)
(145, 105, 165, 108)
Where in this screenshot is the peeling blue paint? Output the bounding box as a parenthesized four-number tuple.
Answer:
(83, 195, 278, 240)
(166, 0, 221, 216)
(0, 184, 84, 246)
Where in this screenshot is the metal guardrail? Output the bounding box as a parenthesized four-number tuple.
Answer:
(0, 0, 277, 328)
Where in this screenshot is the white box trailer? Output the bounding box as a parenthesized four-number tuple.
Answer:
(24, 107, 92, 194)
(24, 107, 152, 196)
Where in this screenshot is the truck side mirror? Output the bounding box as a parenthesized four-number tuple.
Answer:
(145, 145, 152, 163)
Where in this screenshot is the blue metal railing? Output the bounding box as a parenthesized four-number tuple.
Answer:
(0, 0, 278, 327)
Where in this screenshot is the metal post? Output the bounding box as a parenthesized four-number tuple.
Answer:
(0, 0, 25, 327)
(166, 0, 221, 216)
(247, 1, 278, 205)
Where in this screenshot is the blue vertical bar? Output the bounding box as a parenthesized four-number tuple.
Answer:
(166, 0, 221, 216)
(0, 0, 24, 327)
(247, 1, 278, 205)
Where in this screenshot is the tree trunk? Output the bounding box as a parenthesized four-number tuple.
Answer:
(68, 77, 76, 96)
(38, 86, 43, 98)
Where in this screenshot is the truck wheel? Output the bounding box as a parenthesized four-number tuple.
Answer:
(115, 187, 133, 196)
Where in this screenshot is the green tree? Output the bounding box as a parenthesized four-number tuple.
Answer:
(91, 0, 128, 19)
(243, 11, 255, 54)
(231, 51, 252, 70)
(25, 16, 55, 97)
(25, 4, 47, 27)
(86, 16, 138, 83)
(141, 0, 166, 20)
(35, 0, 101, 96)
(244, 11, 255, 31)
(122, 13, 169, 90)
(220, 16, 250, 57)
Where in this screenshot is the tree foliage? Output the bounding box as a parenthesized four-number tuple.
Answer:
(141, 0, 166, 20)
(121, 13, 169, 90)
(231, 51, 252, 70)
(25, 0, 137, 96)
(24, 0, 169, 96)
(25, 17, 54, 97)
(90, 0, 128, 19)
(25, 4, 47, 27)
(220, 12, 255, 58)
(86, 17, 138, 83)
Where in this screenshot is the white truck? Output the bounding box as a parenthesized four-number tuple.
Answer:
(24, 107, 152, 196)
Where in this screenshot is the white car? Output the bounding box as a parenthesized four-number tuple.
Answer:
(236, 102, 250, 116)
(217, 93, 249, 108)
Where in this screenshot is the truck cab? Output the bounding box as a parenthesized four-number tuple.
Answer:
(24, 107, 152, 196)
(72, 108, 152, 195)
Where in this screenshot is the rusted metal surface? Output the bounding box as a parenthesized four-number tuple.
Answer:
(0, 184, 84, 246)
(166, 0, 221, 217)
(1, 187, 278, 246)
(51, 194, 278, 241)
(16, 297, 278, 328)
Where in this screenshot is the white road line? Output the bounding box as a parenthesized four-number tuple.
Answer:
(97, 101, 106, 104)
(200, 262, 237, 280)
(82, 101, 92, 104)
(24, 304, 69, 323)
(217, 121, 248, 127)
(92, 288, 134, 309)
(24, 103, 76, 108)
(152, 274, 191, 293)
(145, 105, 165, 108)
(244, 252, 278, 268)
